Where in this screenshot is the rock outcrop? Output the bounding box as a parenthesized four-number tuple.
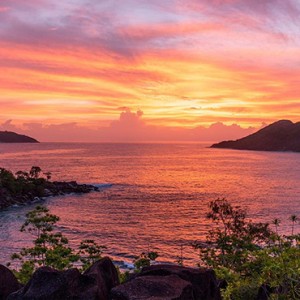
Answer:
(0, 265, 21, 300)
(8, 258, 119, 300)
(211, 120, 300, 152)
(83, 257, 120, 300)
(0, 131, 38, 143)
(2, 260, 222, 300)
(8, 267, 85, 300)
(111, 274, 194, 300)
(0, 181, 98, 210)
(256, 284, 273, 300)
(110, 264, 222, 300)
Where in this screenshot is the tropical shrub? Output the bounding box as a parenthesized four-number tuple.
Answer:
(0, 166, 47, 196)
(195, 199, 300, 299)
(134, 251, 159, 271)
(10, 205, 105, 283)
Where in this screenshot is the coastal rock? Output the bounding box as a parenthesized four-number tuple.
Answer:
(0, 180, 98, 210)
(211, 119, 300, 152)
(0, 131, 38, 143)
(8, 267, 81, 299)
(256, 284, 272, 300)
(138, 264, 222, 300)
(5, 261, 222, 300)
(84, 257, 120, 300)
(8, 258, 118, 300)
(0, 265, 21, 300)
(110, 274, 194, 300)
(49, 181, 98, 195)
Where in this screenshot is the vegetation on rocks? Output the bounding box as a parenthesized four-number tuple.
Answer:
(0, 166, 46, 198)
(0, 166, 97, 209)
(195, 198, 300, 299)
(8, 205, 105, 284)
(134, 251, 159, 271)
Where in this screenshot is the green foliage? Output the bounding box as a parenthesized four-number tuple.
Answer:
(29, 166, 42, 179)
(196, 198, 272, 273)
(11, 205, 106, 284)
(116, 250, 159, 283)
(13, 261, 35, 285)
(20, 205, 59, 236)
(116, 266, 131, 283)
(0, 168, 16, 193)
(78, 239, 106, 271)
(197, 199, 300, 299)
(134, 251, 159, 271)
(256, 234, 300, 299)
(0, 166, 47, 197)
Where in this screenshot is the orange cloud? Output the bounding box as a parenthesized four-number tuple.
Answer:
(0, 0, 300, 140)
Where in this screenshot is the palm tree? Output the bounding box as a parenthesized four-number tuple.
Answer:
(272, 218, 281, 236)
(289, 215, 298, 236)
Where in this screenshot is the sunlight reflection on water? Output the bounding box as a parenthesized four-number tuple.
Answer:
(0, 143, 299, 267)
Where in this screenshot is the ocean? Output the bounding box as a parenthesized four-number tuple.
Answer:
(0, 143, 299, 268)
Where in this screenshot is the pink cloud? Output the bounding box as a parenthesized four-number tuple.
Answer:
(0, 7, 10, 12)
(1, 0, 298, 59)
(0, 109, 256, 142)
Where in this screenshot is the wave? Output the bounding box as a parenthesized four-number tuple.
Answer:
(92, 183, 114, 189)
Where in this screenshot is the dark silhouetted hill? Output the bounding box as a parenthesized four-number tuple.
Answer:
(211, 120, 300, 152)
(0, 131, 39, 143)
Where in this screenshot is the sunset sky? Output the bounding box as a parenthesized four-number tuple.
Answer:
(0, 0, 300, 142)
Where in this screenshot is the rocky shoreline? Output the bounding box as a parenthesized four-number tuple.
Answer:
(0, 180, 98, 210)
(0, 258, 223, 300)
(0, 258, 273, 299)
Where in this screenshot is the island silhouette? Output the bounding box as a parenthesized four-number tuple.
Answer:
(211, 120, 300, 152)
(0, 131, 38, 143)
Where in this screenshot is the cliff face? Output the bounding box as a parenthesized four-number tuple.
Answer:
(0, 131, 38, 143)
(211, 120, 300, 152)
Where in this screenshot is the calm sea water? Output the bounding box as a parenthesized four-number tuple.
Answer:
(0, 143, 300, 268)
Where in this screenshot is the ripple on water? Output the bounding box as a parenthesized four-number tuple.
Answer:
(0, 143, 300, 266)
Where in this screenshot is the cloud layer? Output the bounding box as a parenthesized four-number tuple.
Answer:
(0, 0, 299, 141)
(0, 109, 256, 142)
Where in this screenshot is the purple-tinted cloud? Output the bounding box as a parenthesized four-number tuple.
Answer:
(1, 0, 299, 58)
(0, 109, 256, 142)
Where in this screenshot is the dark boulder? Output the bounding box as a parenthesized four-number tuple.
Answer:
(256, 284, 272, 300)
(138, 264, 221, 300)
(0, 265, 21, 300)
(8, 258, 119, 300)
(49, 181, 98, 195)
(110, 274, 194, 300)
(8, 267, 83, 299)
(84, 257, 120, 300)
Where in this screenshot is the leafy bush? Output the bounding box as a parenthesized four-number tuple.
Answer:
(196, 199, 300, 299)
(78, 239, 107, 271)
(0, 166, 47, 196)
(134, 251, 159, 271)
(10, 205, 105, 283)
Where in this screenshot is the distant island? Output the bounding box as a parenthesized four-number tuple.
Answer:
(211, 120, 300, 152)
(0, 131, 38, 143)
